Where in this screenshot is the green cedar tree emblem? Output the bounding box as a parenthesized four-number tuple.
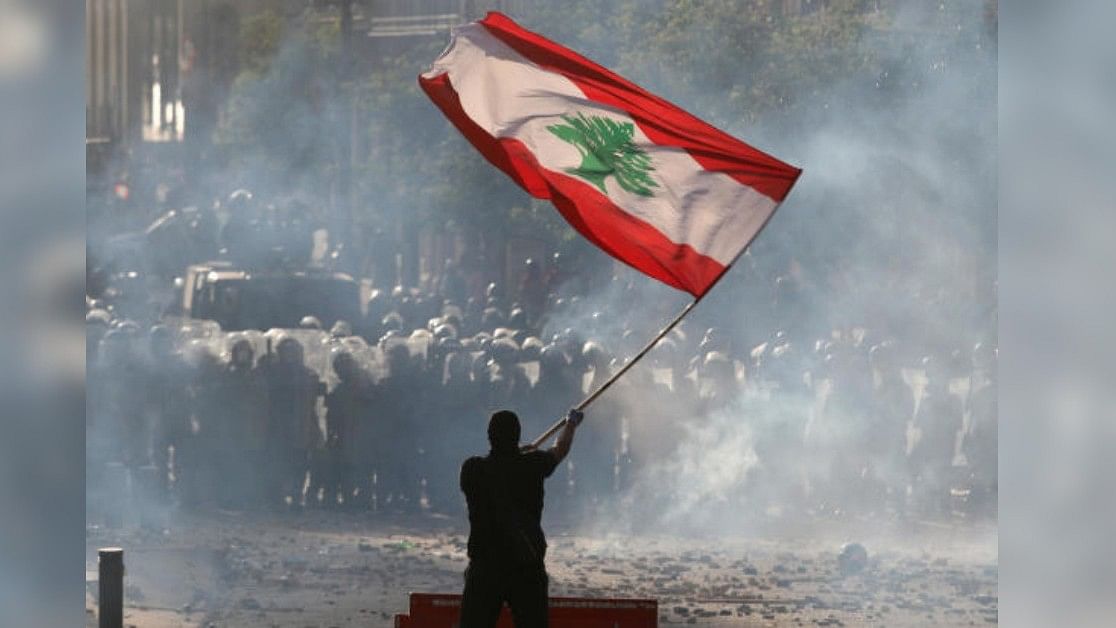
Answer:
(546, 112, 659, 197)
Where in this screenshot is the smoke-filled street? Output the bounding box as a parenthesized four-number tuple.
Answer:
(87, 510, 996, 627)
(85, 1, 997, 626)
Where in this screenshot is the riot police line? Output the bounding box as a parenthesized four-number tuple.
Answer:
(85, 288, 998, 524)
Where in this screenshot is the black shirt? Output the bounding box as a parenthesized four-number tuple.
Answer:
(460, 450, 559, 564)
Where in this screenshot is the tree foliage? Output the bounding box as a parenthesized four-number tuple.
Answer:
(217, 9, 341, 198)
(237, 10, 284, 77)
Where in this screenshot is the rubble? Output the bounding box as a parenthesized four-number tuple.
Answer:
(86, 512, 995, 627)
(837, 543, 869, 576)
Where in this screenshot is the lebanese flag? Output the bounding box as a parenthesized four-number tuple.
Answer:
(419, 12, 801, 297)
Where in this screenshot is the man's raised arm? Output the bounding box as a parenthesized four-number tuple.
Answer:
(549, 409, 583, 465)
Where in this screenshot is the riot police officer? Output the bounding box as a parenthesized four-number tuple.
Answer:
(146, 325, 192, 496)
(263, 336, 325, 508)
(215, 338, 267, 508)
(324, 349, 372, 509)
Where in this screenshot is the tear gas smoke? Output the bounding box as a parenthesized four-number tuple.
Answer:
(84, 0, 997, 559)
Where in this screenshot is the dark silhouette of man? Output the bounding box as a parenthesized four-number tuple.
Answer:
(459, 408, 583, 628)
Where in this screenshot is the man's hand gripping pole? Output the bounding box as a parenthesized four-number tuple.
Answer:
(526, 297, 699, 449)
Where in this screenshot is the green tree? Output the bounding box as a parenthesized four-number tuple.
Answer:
(237, 10, 284, 77)
(216, 10, 342, 198)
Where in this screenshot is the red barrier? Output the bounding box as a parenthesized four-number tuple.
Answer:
(395, 592, 658, 627)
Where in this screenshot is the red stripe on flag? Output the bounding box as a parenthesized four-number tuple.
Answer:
(478, 11, 802, 203)
(419, 71, 726, 296)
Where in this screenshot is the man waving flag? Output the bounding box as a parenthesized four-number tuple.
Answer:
(418, 11, 801, 297)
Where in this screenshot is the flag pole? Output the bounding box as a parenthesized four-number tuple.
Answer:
(527, 295, 701, 448)
(527, 247, 761, 448)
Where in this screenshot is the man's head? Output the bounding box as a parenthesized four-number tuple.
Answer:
(331, 349, 358, 381)
(276, 336, 303, 366)
(487, 410, 521, 454)
(230, 338, 254, 368)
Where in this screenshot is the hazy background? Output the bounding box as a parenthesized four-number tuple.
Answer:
(81, 0, 998, 548)
(0, 0, 1114, 626)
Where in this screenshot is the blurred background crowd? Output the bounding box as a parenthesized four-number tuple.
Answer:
(87, 187, 997, 525)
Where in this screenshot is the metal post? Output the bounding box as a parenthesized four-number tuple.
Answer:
(98, 547, 124, 628)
